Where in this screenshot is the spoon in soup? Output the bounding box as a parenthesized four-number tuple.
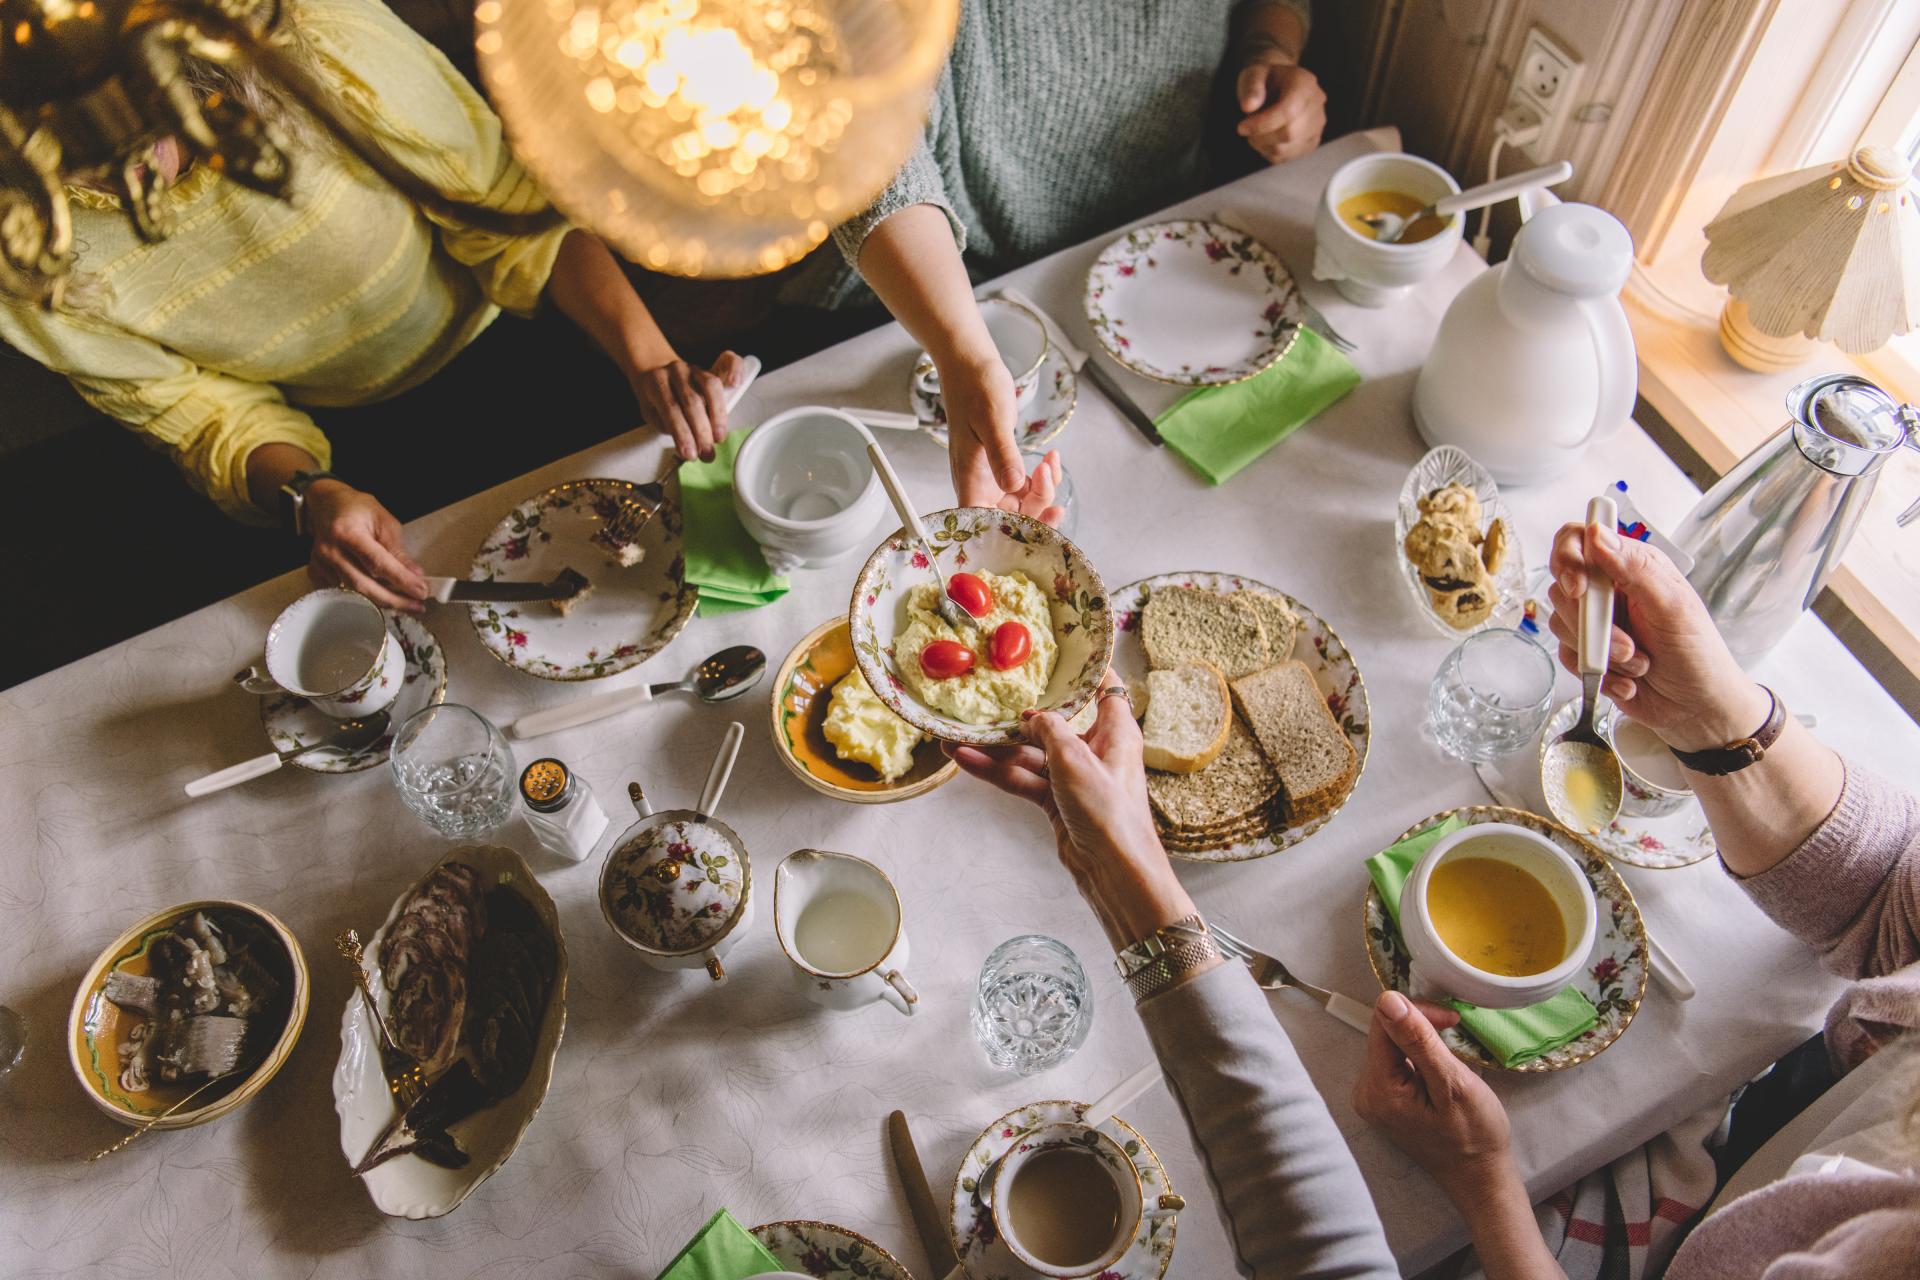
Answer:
(1361, 160, 1573, 243)
(1543, 494, 1626, 835)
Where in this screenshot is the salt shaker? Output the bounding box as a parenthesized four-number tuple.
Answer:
(518, 758, 609, 863)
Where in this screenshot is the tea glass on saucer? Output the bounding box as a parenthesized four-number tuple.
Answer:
(985, 1121, 1181, 1279)
(914, 297, 1051, 409)
(1397, 822, 1598, 1009)
(773, 850, 918, 1015)
(236, 587, 405, 719)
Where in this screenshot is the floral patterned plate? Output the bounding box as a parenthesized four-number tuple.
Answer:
(260, 613, 446, 773)
(910, 345, 1078, 450)
(1363, 805, 1650, 1073)
(948, 1100, 1175, 1280)
(1112, 572, 1370, 862)
(848, 508, 1114, 748)
(752, 1220, 916, 1280)
(467, 478, 697, 682)
(1084, 219, 1304, 386)
(1539, 699, 1717, 869)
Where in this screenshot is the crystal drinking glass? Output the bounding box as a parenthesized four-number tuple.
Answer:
(1426, 627, 1557, 763)
(971, 934, 1094, 1075)
(391, 703, 515, 838)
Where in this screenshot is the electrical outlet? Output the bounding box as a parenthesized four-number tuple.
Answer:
(1508, 27, 1582, 157)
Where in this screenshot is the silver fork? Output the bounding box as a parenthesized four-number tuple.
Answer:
(1293, 289, 1356, 353)
(1208, 922, 1374, 1032)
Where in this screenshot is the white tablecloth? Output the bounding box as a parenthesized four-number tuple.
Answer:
(4, 130, 1914, 1279)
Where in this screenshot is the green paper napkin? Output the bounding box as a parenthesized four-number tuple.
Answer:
(1156, 325, 1360, 484)
(677, 431, 790, 617)
(658, 1209, 786, 1280)
(1365, 817, 1598, 1068)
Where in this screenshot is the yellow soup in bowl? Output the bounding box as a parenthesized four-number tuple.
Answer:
(1426, 857, 1566, 976)
(1337, 190, 1450, 244)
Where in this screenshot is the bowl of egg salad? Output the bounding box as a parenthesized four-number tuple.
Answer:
(848, 508, 1115, 748)
(771, 616, 958, 802)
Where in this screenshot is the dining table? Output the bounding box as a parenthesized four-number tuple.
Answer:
(5, 126, 1917, 1279)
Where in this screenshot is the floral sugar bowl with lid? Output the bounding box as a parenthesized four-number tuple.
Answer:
(598, 723, 753, 981)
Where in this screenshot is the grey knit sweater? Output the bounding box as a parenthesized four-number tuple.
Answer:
(784, 0, 1312, 308)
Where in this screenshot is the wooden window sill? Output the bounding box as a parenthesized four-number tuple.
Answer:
(1626, 286, 1920, 707)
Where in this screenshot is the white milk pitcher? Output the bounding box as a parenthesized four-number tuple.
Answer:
(773, 850, 918, 1015)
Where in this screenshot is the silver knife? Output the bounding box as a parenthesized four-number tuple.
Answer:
(887, 1110, 961, 1279)
(424, 568, 588, 605)
(998, 285, 1163, 447)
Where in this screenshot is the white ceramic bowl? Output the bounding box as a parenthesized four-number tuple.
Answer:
(1399, 822, 1598, 1008)
(1313, 152, 1463, 307)
(848, 508, 1115, 747)
(733, 407, 887, 575)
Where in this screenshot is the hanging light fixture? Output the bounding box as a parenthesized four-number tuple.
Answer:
(474, 0, 958, 278)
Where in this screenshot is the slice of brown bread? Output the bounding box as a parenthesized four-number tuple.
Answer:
(1235, 591, 1299, 663)
(1141, 587, 1269, 678)
(1231, 661, 1358, 826)
(1145, 717, 1282, 828)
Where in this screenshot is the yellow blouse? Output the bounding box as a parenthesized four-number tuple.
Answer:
(0, 0, 573, 521)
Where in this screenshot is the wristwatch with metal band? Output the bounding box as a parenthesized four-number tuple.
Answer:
(1115, 914, 1224, 1003)
(278, 469, 341, 536)
(1669, 685, 1786, 777)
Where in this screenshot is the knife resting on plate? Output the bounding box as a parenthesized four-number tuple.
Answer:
(422, 568, 588, 605)
(887, 1110, 960, 1279)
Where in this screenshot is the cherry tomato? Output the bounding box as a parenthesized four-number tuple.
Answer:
(919, 639, 976, 680)
(946, 572, 993, 618)
(988, 621, 1032, 671)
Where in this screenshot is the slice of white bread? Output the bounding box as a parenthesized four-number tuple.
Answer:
(1141, 587, 1270, 679)
(1146, 718, 1281, 828)
(1140, 662, 1231, 775)
(1234, 591, 1299, 663)
(1230, 661, 1358, 826)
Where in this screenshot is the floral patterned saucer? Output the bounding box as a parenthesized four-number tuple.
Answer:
(1539, 699, 1718, 869)
(948, 1100, 1175, 1280)
(259, 613, 445, 773)
(467, 478, 697, 682)
(752, 1220, 916, 1280)
(1112, 572, 1370, 862)
(1084, 219, 1304, 386)
(1363, 806, 1651, 1073)
(909, 346, 1077, 450)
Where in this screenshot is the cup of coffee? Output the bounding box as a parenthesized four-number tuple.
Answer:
(1398, 823, 1597, 1009)
(235, 588, 405, 719)
(1602, 706, 1694, 818)
(914, 297, 1051, 410)
(772, 849, 918, 1015)
(986, 1122, 1180, 1278)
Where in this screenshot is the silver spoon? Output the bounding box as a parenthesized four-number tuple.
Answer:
(1361, 160, 1572, 243)
(866, 442, 980, 636)
(1543, 494, 1626, 834)
(184, 710, 391, 797)
(506, 645, 766, 740)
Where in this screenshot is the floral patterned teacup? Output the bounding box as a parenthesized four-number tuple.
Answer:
(914, 297, 1050, 410)
(773, 850, 918, 1016)
(1400, 822, 1598, 1009)
(985, 1122, 1182, 1278)
(235, 588, 404, 719)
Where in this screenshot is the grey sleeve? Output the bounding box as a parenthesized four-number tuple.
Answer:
(1136, 962, 1397, 1279)
(829, 138, 966, 269)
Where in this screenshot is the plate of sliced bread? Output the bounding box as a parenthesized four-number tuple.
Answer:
(1113, 573, 1368, 862)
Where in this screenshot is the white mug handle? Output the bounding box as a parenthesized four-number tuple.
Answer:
(876, 968, 918, 1016)
(912, 360, 941, 399)
(234, 664, 280, 696)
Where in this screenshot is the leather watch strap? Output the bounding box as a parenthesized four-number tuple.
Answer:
(1669, 686, 1786, 777)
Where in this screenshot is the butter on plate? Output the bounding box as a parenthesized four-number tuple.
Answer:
(824, 667, 927, 782)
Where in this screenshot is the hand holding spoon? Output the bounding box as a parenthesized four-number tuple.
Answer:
(1543, 495, 1626, 834)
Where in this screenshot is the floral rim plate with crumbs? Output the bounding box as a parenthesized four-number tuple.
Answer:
(1363, 806, 1649, 1073)
(949, 1099, 1175, 1280)
(1083, 219, 1304, 386)
(751, 1220, 915, 1280)
(467, 477, 697, 682)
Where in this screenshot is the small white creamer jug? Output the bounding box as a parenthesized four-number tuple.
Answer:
(1413, 202, 1638, 485)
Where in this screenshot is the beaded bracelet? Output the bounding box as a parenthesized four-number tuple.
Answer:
(1114, 914, 1224, 1003)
